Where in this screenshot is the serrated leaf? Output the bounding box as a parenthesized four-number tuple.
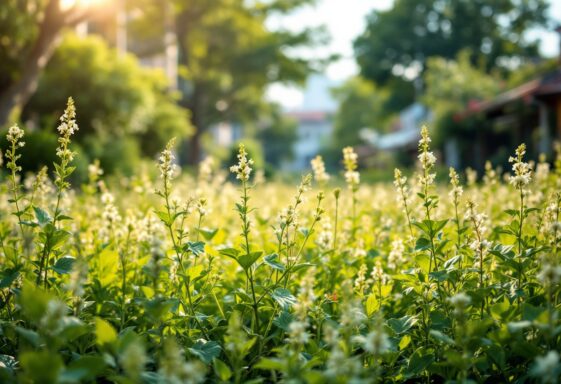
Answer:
(187, 241, 205, 256)
(263, 253, 285, 271)
(271, 288, 297, 309)
(387, 316, 418, 334)
(429, 329, 454, 345)
(52, 255, 75, 274)
(33, 206, 51, 226)
(188, 340, 221, 364)
(273, 310, 294, 331)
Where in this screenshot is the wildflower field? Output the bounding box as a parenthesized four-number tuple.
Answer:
(1, 99, 560, 384)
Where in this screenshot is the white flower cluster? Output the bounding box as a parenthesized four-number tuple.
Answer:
(449, 167, 463, 201)
(56, 98, 79, 163)
(294, 267, 316, 318)
(7, 124, 25, 147)
(465, 200, 491, 260)
(418, 126, 436, 186)
(387, 238, 405, 270)
(447, 292, 471, 317)
(371, 259, 390, 286)
(354, 328, 391, 356)
(509, 144, 532, 189)
(354, 263, 369, 292)
(57, 98, 79, 137)
(159, 138, 179, 184)
(159, 339, 206, 384)
(483, 161, 498, 186)
(537, 262, 561, 287)
(198, 156, 214, 183)
(343, 146, 360, 189)
(229, 144, 254, 182)
(288, 319, 310, 345)
(311, 155, 330, 183)
(315, 218, 333, 250)
(101, 191, 121, 225)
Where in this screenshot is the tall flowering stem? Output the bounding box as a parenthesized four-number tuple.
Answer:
(230, 144, 260, 331)
(449, 167, 464, 269)
(465, 200, 490, 318)
(38, 97, 79, 286)
(417, 126, 439, 274)
(508, 144, 532, 294)
(394, 168, 414, 238)
(5, 125, 26, 241)
(343, 147, 360, 241)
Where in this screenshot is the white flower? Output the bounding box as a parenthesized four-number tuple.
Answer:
(7, 124, 24, 145)
(357, 329, 391, 355)
(57, 97, 79, 137)
(229, 144, 254, 182)
(343, 146, 359, 189)
(311, 155, 330, 183)
(288, 320, 310, 344)
(509, 144, 532, 189)
(448, 292, 471, 317)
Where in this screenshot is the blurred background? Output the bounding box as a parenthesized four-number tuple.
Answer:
(1, 0, 560, 181)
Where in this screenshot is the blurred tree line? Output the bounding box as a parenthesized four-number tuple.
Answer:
(0, 0, 324, 177)
(330, 0, 555, 168)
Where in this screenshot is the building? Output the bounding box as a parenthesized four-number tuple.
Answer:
(283, 75, 338, 171)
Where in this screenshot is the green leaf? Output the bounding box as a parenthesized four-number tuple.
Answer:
(273, 310, 294, 331)
(415, 237, 431, 251)
(237, 251, 262, 271)
(0, 267, 20, 288)
(95, 318, 117, 347)
(33, 206, 52, 226)
(52, 255, 76, 274)
(255, 358, 284, 371)
(20, 351, 63, 384)
(213, 359, 232, 381)
(399, 335, 411, 350)
(60, 356, 106, 382)
(387, 316, 418, 334)
(366, 294, 379, 316)
(187, 241, 205, 257)
(50, 229, 71, 251)
(189, 340, 221, 364)
(406, 349, 435, 377)
(219, 247, 239, 259)
(271, 288, 297, 309)
(429, 330, 454, 345)
(199, 228, 219, 241)
(263, 253, 285, 271)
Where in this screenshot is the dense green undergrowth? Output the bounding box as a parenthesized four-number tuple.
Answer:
(0, 99, 560, 383)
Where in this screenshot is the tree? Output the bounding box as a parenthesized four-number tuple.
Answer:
(23, 33, 192, 173)
(354, 0, 550, 113)
(256, 105, 298, 168)
(331, 76, 390, 148)
(0, 0, 109, 125)
(133, 0, 326, 164)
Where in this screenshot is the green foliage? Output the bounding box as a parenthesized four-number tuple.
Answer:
(331, 76, 390, 147)
(24, 33, 192, 172)
(1, 100, 561, 383)
(422, 51, 502, 146)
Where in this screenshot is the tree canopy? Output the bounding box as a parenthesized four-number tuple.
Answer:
(354, 0, 550, 113)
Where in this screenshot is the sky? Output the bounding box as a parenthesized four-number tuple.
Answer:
(267, 0, 561, 110)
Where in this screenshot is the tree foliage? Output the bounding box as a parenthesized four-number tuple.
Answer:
(354, 0, 550, 113)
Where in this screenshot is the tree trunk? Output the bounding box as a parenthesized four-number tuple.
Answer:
(0, 0, 65, 125)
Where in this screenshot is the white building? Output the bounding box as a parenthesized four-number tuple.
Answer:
(283, 74, 338, 171)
